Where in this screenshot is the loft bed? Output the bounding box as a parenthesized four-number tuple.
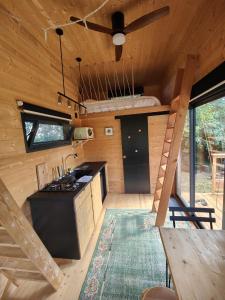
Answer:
(81, 96, 161, 114)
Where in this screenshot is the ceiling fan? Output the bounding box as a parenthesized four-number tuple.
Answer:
(70, 6, 170, 62)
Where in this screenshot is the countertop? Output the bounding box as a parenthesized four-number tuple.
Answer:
(27, 161, 106, 202)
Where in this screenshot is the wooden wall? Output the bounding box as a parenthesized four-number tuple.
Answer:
(81, 106, 169, 194)
(161, 0, 225, 103)
(0, 6, 84, 207)
(148, 115, 168, 192)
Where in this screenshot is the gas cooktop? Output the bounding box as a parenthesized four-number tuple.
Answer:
(41, 175, 82, 192)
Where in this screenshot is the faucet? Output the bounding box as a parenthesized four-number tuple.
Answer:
(63, 153, 78, 174)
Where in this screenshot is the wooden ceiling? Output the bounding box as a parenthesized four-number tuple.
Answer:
(1, 0, 225, 99)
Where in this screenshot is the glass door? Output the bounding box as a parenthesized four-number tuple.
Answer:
(194, 97, 225, 229)
(177, 96, 225, 229)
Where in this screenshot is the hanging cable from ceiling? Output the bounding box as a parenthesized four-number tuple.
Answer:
(55, 28, 86, 112)
(43, 0, 110, 41)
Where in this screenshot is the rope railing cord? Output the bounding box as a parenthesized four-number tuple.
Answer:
(81, 71, 90, 101)
(94, 65, 101, 100)
(105, 67, 114, 99)
(124, 66, 132, 96)
(113, 71, 118, 98)
(87, 66, 93, 100)
(89, 68, 98, 100)
(122, 60, 126, 96)
(131, 59, 134, 97)
(103, 65, 108, 100)
(43, 0, 110, 41)
(97, 66, 107, 100)
(115, 64, 123, 98)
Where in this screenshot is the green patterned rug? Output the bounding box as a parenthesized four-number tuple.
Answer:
(79, 209, 171, 300)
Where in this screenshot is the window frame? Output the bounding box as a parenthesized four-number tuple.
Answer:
(21, 112, 73, 152)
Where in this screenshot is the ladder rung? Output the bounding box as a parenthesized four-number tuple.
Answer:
(167, 125, 175, 129)
(158, 177, 164, 185)
(156, 190, 162, 199)
(165, 139, 172, 143)
(0, 257, 37, 273)
(3, 270, 45, 281)
(163, 152, 169, 158)
(0, 228, 15, 245)
(0, 245, 26, 258)
(161, 164, 167, 171)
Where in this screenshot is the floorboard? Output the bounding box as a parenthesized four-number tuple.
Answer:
(3, 193, 153, 300)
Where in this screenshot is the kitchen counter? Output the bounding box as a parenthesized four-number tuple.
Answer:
(27, 161, 107, 259)
(28, 161, 106, 202)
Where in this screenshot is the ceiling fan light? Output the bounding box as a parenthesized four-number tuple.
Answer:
(112, 33, 126, 46)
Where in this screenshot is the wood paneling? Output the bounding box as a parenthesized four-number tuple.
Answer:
(82, 107, 169, 193)
(148, 115, 168, 192)
(1, 0, 224, 104)
(0, 1, 84, 207)
(3, 193, 152, 299)
(82, 114, 124, 193)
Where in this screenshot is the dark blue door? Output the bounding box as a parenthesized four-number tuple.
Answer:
(120, 115, 150, 193)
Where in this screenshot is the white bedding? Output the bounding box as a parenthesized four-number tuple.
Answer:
(81, 96, 161, 114)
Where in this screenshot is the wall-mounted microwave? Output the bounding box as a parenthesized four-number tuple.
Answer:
(74, 127, 94, 140)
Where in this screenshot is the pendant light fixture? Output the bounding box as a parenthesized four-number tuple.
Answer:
(55, 28, 86, 112)
(76, 57, 84, 103)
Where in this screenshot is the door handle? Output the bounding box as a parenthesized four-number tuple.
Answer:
(123, 155, 127, 159)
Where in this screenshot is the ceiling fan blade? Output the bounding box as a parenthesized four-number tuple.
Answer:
(115, 45, 122, 62)
(124, 6, 170, 34)
(70, 16, 112, 35)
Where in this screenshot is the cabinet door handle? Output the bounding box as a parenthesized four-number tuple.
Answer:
(123, 155, 127, 159)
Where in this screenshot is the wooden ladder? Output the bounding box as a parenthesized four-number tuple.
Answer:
(0, 178, 64, 291)
(152, 55, 197, 226)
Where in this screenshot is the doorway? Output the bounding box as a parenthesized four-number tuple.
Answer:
(120, 115, 150, 193)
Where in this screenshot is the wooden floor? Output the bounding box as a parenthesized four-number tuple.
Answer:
(3, 193, 152, 300)
(182, 192, 223, 229)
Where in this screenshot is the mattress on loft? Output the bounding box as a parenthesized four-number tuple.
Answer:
(82, 96, 161, 113)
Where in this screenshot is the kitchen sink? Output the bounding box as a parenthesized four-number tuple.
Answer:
(70, 168, 93, 180)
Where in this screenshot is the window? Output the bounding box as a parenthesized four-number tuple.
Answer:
(194, 97, 225, 229)
(21, 113, 73, 152)
(177, 95, 225, 229)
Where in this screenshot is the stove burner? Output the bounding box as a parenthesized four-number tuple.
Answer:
(42, 178, 81, 192)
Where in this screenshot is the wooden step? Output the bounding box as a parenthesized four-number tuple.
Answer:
(167, 125, 175, 129)
(163, 152, 169, 158)
(168, 112, 177, 127)
(158, 177, 164, 185)
(161, 164, 167, 171)
(0, 245, 26, 258)
(3, 270, 45, 281)
(0, 257, 37, 272)
(0, 228, 15, 245)
(165, 139, 172, 143)
(156, 190, 162, 199)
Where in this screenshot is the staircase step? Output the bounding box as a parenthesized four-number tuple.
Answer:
(165, 139, 172, 143)
(0, 245, 26, 258)
(163, 152, 169, 158)
(3, 270, 45, 281)
(161, 164, 167, 171)
(0, 257, 37, 273)
(0, 228, 15, 245)
(158, 177, 164, 185)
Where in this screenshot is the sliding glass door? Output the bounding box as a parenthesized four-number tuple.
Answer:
(194, 98, 225, 229)
(177, 96, 225, 229)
